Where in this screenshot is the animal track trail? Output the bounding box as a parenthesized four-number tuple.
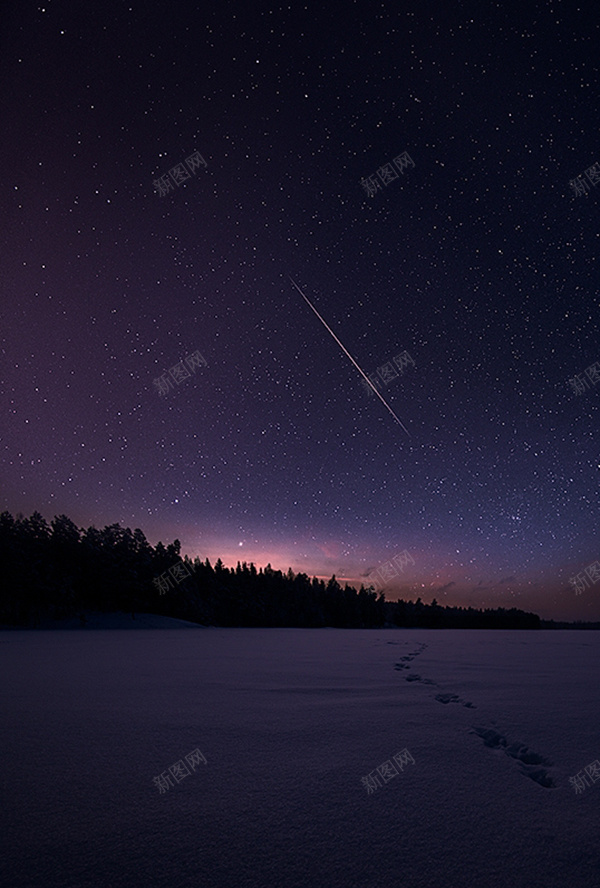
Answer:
(393, 642, 428, 670)
(470, 726, 556, 789)
(390, 649, 553, 788)
(406, 674, 437, 685)
(393, 644, 476, 706)
(435, 692, 476, 708)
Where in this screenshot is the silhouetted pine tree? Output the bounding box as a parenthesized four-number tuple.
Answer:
(0, 510, 542, 629)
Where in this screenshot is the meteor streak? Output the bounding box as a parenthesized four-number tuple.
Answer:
(289, 277, 411, 438)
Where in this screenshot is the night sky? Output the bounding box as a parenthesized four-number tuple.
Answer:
(2, 1, 599, 620)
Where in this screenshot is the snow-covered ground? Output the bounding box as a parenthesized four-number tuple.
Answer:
(1, 628, 599, 888)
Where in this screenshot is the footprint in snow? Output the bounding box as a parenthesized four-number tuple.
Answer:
(470, 725, 556, 789)
(405, 673, 437, 685)
(435, 692, 477, 709)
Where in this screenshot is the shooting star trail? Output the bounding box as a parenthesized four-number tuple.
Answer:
(289, 276, 411, 438)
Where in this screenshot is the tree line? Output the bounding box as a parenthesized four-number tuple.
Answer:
(0, 511, 542, 629)
(0, 511, 384, 627)
(390, 597, 540, 629)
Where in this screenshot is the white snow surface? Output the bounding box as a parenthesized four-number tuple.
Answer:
(1, 628, 599, 888)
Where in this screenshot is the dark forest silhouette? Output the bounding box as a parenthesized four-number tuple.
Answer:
(0, 510, 551, 629)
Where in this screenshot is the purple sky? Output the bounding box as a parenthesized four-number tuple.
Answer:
(2, 1, 599, 620)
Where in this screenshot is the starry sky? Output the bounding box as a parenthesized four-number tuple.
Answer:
(2, 1, 599, 620)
